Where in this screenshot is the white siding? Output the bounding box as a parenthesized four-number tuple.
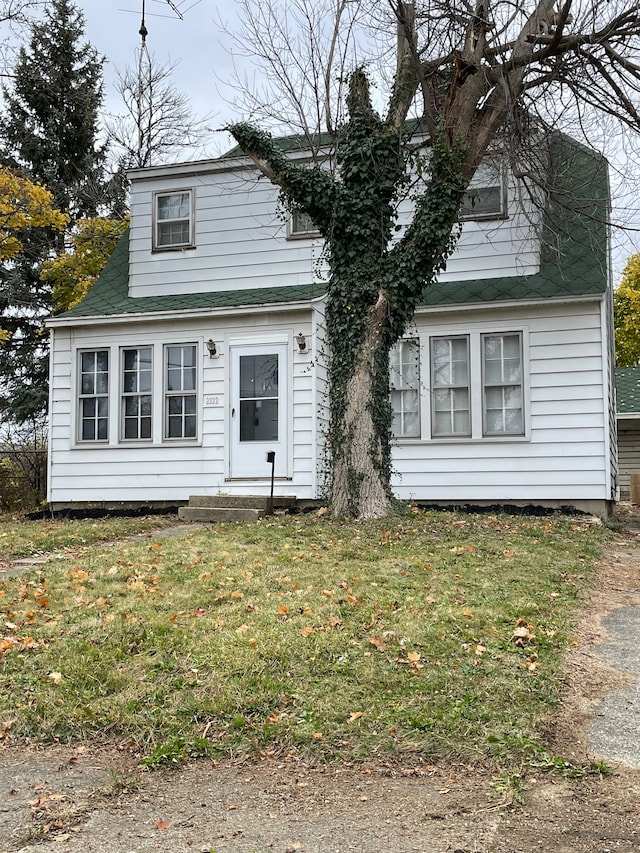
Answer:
(128, 160, 540, 300)
(617, 418, 640, 500)
(390, 299, 611, 503)
(48, 309, 318, 504)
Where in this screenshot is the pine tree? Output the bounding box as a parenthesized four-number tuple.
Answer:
(0, 0, 107, 423)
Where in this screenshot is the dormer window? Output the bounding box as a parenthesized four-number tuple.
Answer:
(461, 158, 506, 220)
(288, 208, 320, 239)
(153, 189, 194, 250)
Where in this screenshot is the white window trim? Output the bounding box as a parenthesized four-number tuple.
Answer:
(390, 338, 421, 439)
(392, 327, 530, 444)
(481, 332, 525, 437)
(163, 342, 199, 442)
(287, 208, 321, 240)
(461, 156, 507, 222)
(152, 188, 195, 252)
(120, 346, 153, 443)
(430, 334, 471, 439)
(76, 348, 110, 444)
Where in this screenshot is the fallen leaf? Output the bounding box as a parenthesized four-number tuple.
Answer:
(48, 671, 63, 685)
(300, 626, 314, 637)
(368, 635, 387, 652)
(348, 711, 364, 723)
(154, 819, 170, 830)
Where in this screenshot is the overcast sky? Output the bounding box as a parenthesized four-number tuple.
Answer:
(8, 0, 640, 269)
(78, 0, 236, 155)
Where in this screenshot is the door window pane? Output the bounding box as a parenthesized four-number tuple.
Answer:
(239, 399, 279, 441)
(239, 354, 279, 442)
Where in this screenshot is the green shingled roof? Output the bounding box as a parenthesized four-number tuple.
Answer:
(58, 133, 609, 321)
(60, 231, 326, 318)
(616, 367, 640, 415)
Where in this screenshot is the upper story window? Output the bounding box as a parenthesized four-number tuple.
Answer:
(390, 339, 420, 438)
(461, 157, 506, 220)
(78, 350, 109, 442)
(154, 190, 194, 250)
(288, 208, 320, 239)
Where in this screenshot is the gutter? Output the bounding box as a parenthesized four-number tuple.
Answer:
(415, 292, 606, 315)
(45, 294, 326, 329)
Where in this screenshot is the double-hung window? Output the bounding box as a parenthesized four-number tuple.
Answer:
(164, 344, 197, 439)
(390, 339, 420, 438)
(154, 190, 193, 250)
(121, 347, 152, 440)
(289, 208, 320, 238)
(431, 336, 471, 437)
(461, 157, 505, 220)
(78, 350, 109, 442)
(482, 333, 524, 435)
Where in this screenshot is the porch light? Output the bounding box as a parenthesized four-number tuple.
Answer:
(296, 332, 307, 353)
(206, 339, 218, 358)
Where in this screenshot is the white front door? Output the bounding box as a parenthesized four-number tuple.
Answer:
(229, 344, 288, 479)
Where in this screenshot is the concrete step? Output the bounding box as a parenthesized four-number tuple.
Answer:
(186, 495, 297, 510)
(178, 506, 264, 523)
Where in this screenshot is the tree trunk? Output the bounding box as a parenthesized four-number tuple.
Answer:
(330, 295, 393, 518)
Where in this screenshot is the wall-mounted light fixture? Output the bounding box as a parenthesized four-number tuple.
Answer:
(296, 332, 307, 353)
(206, 339, 218, 358)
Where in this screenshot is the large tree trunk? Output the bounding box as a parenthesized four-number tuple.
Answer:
(330, 294, 393, 518)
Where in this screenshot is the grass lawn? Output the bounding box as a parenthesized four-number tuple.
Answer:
(0, 513, 180, 559)
(0, 509, 609, 772)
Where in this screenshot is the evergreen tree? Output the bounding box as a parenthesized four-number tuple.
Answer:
(0, 0, 107, 423)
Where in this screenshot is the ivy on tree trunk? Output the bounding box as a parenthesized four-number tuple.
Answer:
(229, 70, 467, 518)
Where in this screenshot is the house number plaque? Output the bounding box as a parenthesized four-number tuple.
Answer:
(205, 396, 220, 406)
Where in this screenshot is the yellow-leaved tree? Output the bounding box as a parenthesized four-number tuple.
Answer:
(614, 255, 640, 367)
(41, 217, 128, 313)
(0, 167, 68, 344)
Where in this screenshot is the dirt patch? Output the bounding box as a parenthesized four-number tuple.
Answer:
(1, 521, 640, 853)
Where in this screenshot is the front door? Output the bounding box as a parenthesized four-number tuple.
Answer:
(230, 344, 288, 478)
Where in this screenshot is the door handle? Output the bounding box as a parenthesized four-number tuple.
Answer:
(231, 407, 235, 417)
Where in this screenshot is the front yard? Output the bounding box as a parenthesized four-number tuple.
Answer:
(0, 509, 609, 772)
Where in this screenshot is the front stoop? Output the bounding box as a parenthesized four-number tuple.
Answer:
(178, 494, 297, 523)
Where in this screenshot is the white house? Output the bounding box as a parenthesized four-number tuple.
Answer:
(45, 134, 617, 516)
